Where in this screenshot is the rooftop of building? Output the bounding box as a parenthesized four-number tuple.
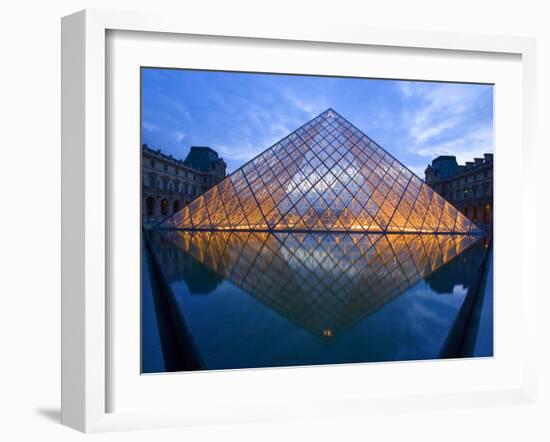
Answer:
(184, 146, 226, 172)
(426, 153, 493, 180)
(142, 144, 225, 174)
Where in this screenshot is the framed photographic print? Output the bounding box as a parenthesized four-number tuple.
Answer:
(61, 9, 537, 432)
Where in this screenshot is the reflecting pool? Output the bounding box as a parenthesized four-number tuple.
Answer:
(142, 230, 492, 373)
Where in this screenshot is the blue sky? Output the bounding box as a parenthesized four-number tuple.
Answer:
(141, 68, 493, 177)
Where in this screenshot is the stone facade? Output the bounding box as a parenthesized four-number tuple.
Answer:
(425, 154, 493, 230)
(142, 144, 226, 223)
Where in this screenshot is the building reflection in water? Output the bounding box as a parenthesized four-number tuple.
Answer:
(148, 230, 484, 340)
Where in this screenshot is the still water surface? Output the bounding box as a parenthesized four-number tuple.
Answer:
(143, 230, 491, 373)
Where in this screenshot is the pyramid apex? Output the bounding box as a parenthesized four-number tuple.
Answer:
(319, 108, 340, 119)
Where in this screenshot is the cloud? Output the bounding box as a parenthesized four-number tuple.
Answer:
(399, 81, 489, 145)
(397, 81, 416, 98)
(395, 81, 493, 167)
(414, 123, 493, 164)
(411, 117, 461, 144)
(216, 142, 263, 163)
(172, 130, 187, 144)
(282, 89, 329, 118)
(209, 96, 309, 171)
(142, 121, 159, 132)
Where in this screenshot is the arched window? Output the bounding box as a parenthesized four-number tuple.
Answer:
(483, 204, 490, 224)
(173, 200, 180, 213)
(472, 206, 478, 223)
(160, 199, 169, 216)
(145, 196, 155, 216)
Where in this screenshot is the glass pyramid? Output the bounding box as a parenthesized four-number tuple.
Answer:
(152, 229, 482, 338)
(163, 109, 481, 234)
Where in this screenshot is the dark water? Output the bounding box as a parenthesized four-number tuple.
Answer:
(142, 230, 492, 373)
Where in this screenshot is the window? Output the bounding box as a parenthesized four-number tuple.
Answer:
(483, 204, 490, 224)
(173, 200, 180, 213)
(150, 159, 155, 167)
(145, 196, 155, 216)
(160, 199, 169, 216)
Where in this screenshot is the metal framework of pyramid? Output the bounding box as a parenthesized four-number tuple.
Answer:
(163, 109, 481, 234)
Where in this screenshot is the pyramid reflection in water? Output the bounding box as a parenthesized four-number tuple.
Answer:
(156, 230, 481, 338)
(162, 109, 480, 234)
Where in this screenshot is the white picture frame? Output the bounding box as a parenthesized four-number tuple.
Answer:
(61, 9, 537, 433)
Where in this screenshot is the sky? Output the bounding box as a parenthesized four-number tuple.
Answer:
(141, 68, 493, 178)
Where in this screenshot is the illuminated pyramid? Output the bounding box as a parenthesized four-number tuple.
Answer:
(163, 109, 480, 234)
